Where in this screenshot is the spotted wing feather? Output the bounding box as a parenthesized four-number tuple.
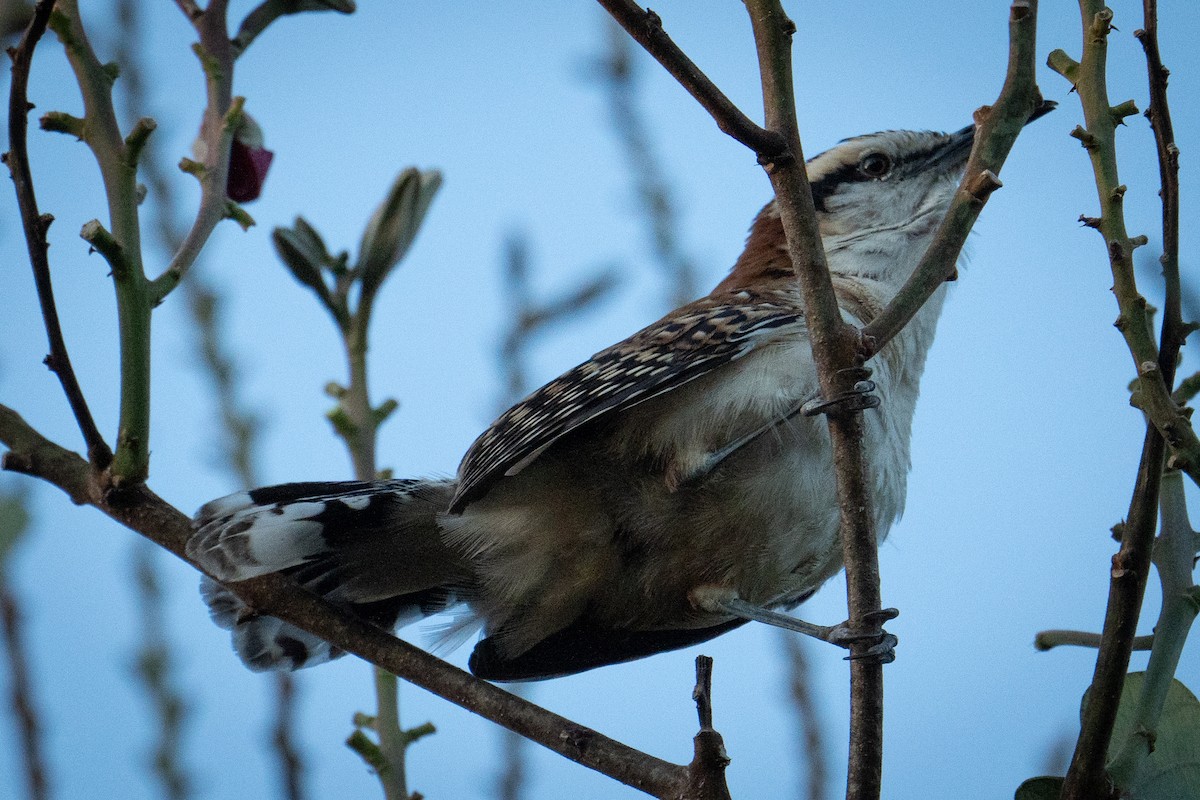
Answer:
(448, 290, 804, 512)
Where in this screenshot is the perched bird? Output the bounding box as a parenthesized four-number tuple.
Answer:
(189, 119, 1034, 681)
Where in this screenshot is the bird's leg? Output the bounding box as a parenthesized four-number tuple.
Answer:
(801, 365, 879, 417)
(673, 366, 878, 490)
(673, 401, 810, 489)
(691, 586, 899, 663)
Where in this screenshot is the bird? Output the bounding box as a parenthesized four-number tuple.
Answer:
(188, 115, 1045, 681)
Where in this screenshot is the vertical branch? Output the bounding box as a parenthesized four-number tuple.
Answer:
(741, 4, 884, 799)
(4, 0, 111, 468)
(1135, 1, 1183, 382)
(49, 0, 153, 484)
(0, 490, 48, 800)
(130, 542, 192, 800)
(782, 635, 828, 800)
(1048, 3, 1175, 797)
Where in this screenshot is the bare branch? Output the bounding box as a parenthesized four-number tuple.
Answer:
(862, 0, 1045, 356)
(596, 0, 784, 158)
(4, 0, 111, 468)
(741, 2, 887, 796)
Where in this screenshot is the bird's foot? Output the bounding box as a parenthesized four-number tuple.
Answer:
(801, 366, 879, 417)
(692, 588, 898, 663)
(821, 608, 900, 663)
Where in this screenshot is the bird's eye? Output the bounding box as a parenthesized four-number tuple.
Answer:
(858, 152, 892, 179)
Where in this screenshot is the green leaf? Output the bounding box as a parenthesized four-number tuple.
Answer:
(357, 168, 442, 296)
(1116, 674, 1200, 800)
(1014, 776, 1064, 800)
(273, 218, 333, 299)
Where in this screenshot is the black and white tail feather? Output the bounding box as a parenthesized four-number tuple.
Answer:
(188, 479, 466, 672)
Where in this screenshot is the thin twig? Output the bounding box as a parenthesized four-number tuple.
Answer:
(0, 402, 694, 798)
(1136, 1, 1184, 382)
(1034, 629, 1155, 651)
(595, 0, 784, 159)
(4, 0, 111, 468)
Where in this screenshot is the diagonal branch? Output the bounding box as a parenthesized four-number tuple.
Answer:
(595, 0, 785, 158)
(862, 0, 1045, 356)
(4, 0, 111, 468)
(0, 403, 695, 799)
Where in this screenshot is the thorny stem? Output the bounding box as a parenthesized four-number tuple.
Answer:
(4, 0, 111, 468)
(150, 0, 238, 304)
(0, 401, 693, 797)
(1106, 471, 1199, 788)
(332, 271, 403, 797)
(1049, 5, 1200, 488)
(1136, 0, 1183, 384)
(1050, 3, 1176, 797)
(51, 0, 152, 485)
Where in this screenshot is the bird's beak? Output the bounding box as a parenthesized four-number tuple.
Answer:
(940, 98, 1058, 171)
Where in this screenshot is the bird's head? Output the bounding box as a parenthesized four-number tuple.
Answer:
(718, 105, 1052, 294)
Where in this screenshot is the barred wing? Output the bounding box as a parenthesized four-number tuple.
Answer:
(447, 291, 804, 513)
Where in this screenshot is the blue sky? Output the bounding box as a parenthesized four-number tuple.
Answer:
(1, 2, 1198, 799)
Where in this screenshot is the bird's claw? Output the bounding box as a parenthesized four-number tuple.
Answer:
(822, 607, 900, 664)
(801, 367, 880, 417)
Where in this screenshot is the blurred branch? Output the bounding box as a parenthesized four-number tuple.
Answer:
(491, 231, 618, 800)
(782, 635, 828, 800)
(4, 0, 111, 468)
(130, 543, 191, 800)
(0, 490, 48, 800)
(592, 19, 698, 308)
(496, 231, 620, 411)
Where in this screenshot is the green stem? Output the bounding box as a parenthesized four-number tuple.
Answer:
(52, 0, 151, 485)
(338, 303, 405, 799)
(1106, 472, 1199, 788)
